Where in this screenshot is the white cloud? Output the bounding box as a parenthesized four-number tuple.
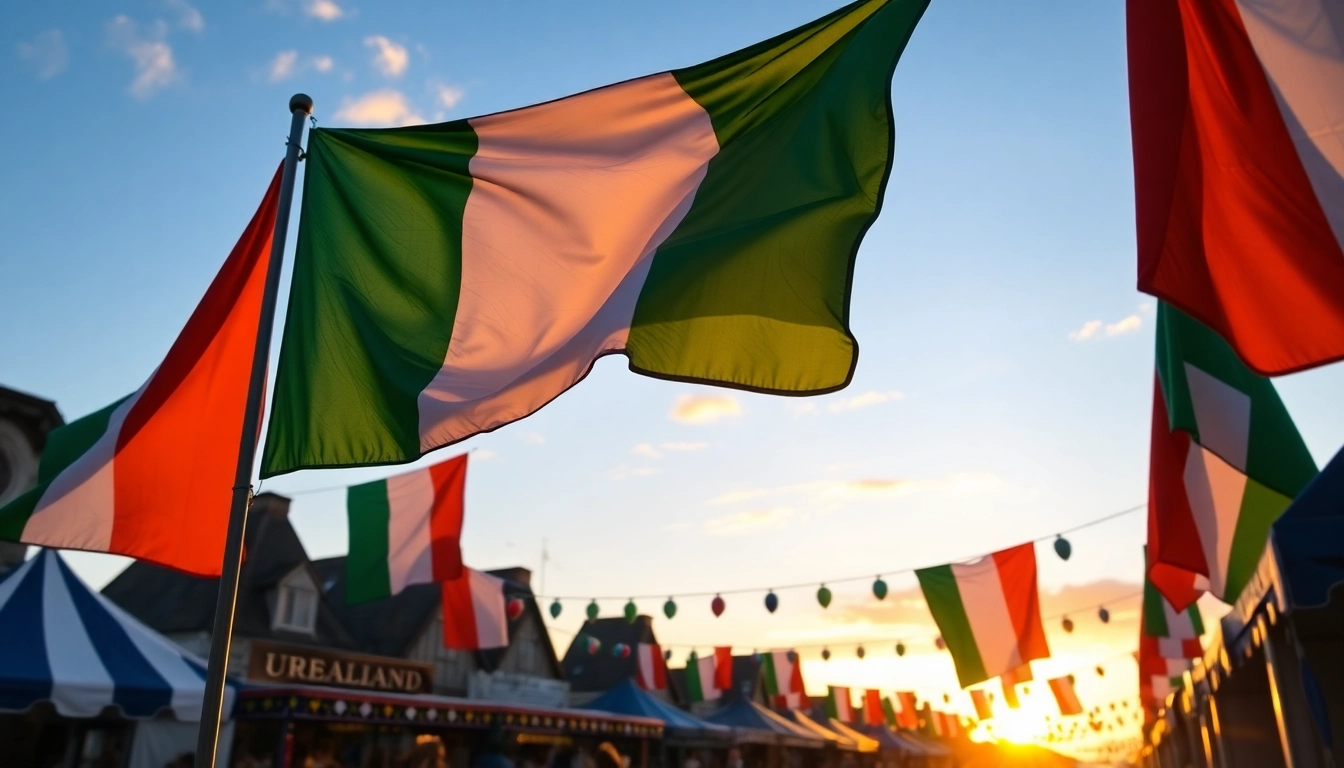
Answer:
(16, 29, 67, 80)
(312, 55, 334, 73)
(166, 0, 204, 31)
(1105, 315, 1142, 337)
(268, 50, 299, 81)
(521, 432, 546, 446)
(610, 466, 662, 481)
(305, 0, 345, 21)
(107, 17, 179, 99)
(472, 449, 498, 462)
(432, 81, 464, 109)
(827, 390, 904, 413)
(669, 394, 741, 424)
(364, 35, 408, 77)
(709, 472, 1006, 507)
(632, 443, 662, 460)
(704, 507, 794, 536)
(1067, 319, 1103, 342)
(334, 90, 424, 127)
(1069, 307, 1146, 342)
(710, 488, 769, 505)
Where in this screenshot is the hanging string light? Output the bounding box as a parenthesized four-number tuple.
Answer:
(506, 598, 525, 620)
(624, 600, 638, 624)
(1095, 665, 1106, 677)
(549, 599, 562, 619)
(711, 594, 726, 617)
(856, 645, 866, 659)
(764, 591, 779, 614)
(585, 636, 601, 655)
(663, 598, 677, 619)
(1062, 616, 1075, 633)
(1098, 606, 1110, 624)
(872, 576, 888, 600)
(586, 600, 600, 621)
(1054, 535, 1072, 561)
(934, 637, 946, 650)
(895, 641, 907, 657)
(821, 648, 832, 661)
(816, 584, 832, 608)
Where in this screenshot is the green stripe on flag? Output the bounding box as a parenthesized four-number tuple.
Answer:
(626, 0, 929, 393)
(261, 124, 479, 476)
(1224, 479, 1294, 602)
(686, 654, 706, 702)
(761, 653, 780, 696)
(916, 564, 989, 686)
(346, 478, 393, 604)
(1142, 575, 1170, 637)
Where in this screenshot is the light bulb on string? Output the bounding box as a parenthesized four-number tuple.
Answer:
(764, 591, 779, 614)
(872, 576, 888, 600)
(624, 599, 638, 623)
(1054, 535, 1072, 561)
(816, 585, 832, 608)
(711, 594, 725, 617)
(856, 646, 865, 659)
(549, 599, 562, 619)
(821, 648, 831, 661)
(663, 598, 677, 619)
(895, 642, 907, 657)
(586, 600, 600, 621)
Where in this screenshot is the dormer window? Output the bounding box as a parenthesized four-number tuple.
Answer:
(273, 568, 318, 634)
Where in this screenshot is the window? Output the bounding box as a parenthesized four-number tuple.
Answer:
(274, 583, 317, 634)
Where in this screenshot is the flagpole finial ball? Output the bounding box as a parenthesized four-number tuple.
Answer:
(289, 93, 314, 114)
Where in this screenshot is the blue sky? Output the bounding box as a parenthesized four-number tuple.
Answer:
(5, 0, 1344, 749)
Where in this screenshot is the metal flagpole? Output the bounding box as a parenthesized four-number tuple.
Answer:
(193, 93, 313, 768)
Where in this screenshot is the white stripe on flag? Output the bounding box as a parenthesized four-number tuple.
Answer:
(771, 650, 796, 694)
(1162, 599, 1196, 639)
(385, 468, 436, 594)
(1183, 444, 1249, 596)
(41, 552, 114, 718)
(697, 656, 721, 700)
(951, 557, 1022, 676)
(415, 73, 718, 450)
(637, 645, 658, 689)
(468, 569, 509, 649)
(1232, 0, 1344, 248)
(1184, 364, 1251, 472)
(25, 394, 140, 552)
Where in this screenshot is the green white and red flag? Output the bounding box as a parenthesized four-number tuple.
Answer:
(826, 686, 855, 722)
(1147, 303, 1317, 609)
(685, 653, 721, 703)
(969, 689, 993, 720)
(0, 166, 282, 575)
(345, 454, 467, 604)
(441, 567, 508, 650)
(1048, 676, 1083, 716)
(880, 697, 898, 727)
(1139, 634, 1191, 715)
(1128, 0, 1344, 375)
(260, 0, 931, 477)
(636, 644, 667, 691)
(916, 543, 1050, 687)
(762, 650, 807, 709)
(1143, 548, 1205, 659)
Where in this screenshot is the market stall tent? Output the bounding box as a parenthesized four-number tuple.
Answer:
(585, 678, 733, 744)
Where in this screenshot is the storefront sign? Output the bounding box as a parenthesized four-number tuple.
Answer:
(469, 670, 570, 708)
(248, 640, 433, 694)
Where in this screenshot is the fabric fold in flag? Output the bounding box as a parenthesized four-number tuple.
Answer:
(636, 643, 667, 691)
(440, 567, 508, 650)
(1048, 676, 1083, 716)
(346, 454, 468, 604)
(260, 0, 932, 477)
(1128, 0, 1344, 375)
(685, 653, 720, 703)
(916, 543, 1050, 687)
(1147, 303, 1316, 609)
(1142, 546, 1205, 659)
(826, 686, 854, 722)
(0, 165, 283, 575)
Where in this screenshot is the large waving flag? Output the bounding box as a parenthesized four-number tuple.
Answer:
(1147, 303, 1317, 609)
(0, 167, 282, 575)
(916, 543, 1050, 688)
(345, 454, 468, 604)
(260, 0, 930, 476)
(1128, 0, 1344, 375)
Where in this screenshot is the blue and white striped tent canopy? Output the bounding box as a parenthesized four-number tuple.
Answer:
(0, 548, 236, 720)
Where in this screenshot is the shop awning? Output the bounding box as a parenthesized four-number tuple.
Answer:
(857, 724, 929, 756)
(780, 709, 857, 751)
(822, 718, 880, 753)
(1273, 444, 1344, 610)
(701, 696, 826, 749)
(585, 679, 732, 744)
(0, 549, 237, 720)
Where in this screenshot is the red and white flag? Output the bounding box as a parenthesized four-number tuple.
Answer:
(863, 689, 885, 726)
(636, 643, 667, 691)
(0, 166, 282, 575)
(713, 646, 734, 691)
(442, 567, 509, 650)
(895, 692, 919, 729)
(1048, 676, 1083, 716)
(1128, 0, 1344, 375)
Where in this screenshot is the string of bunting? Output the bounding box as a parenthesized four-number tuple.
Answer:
(531, 503, 1143, 621)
